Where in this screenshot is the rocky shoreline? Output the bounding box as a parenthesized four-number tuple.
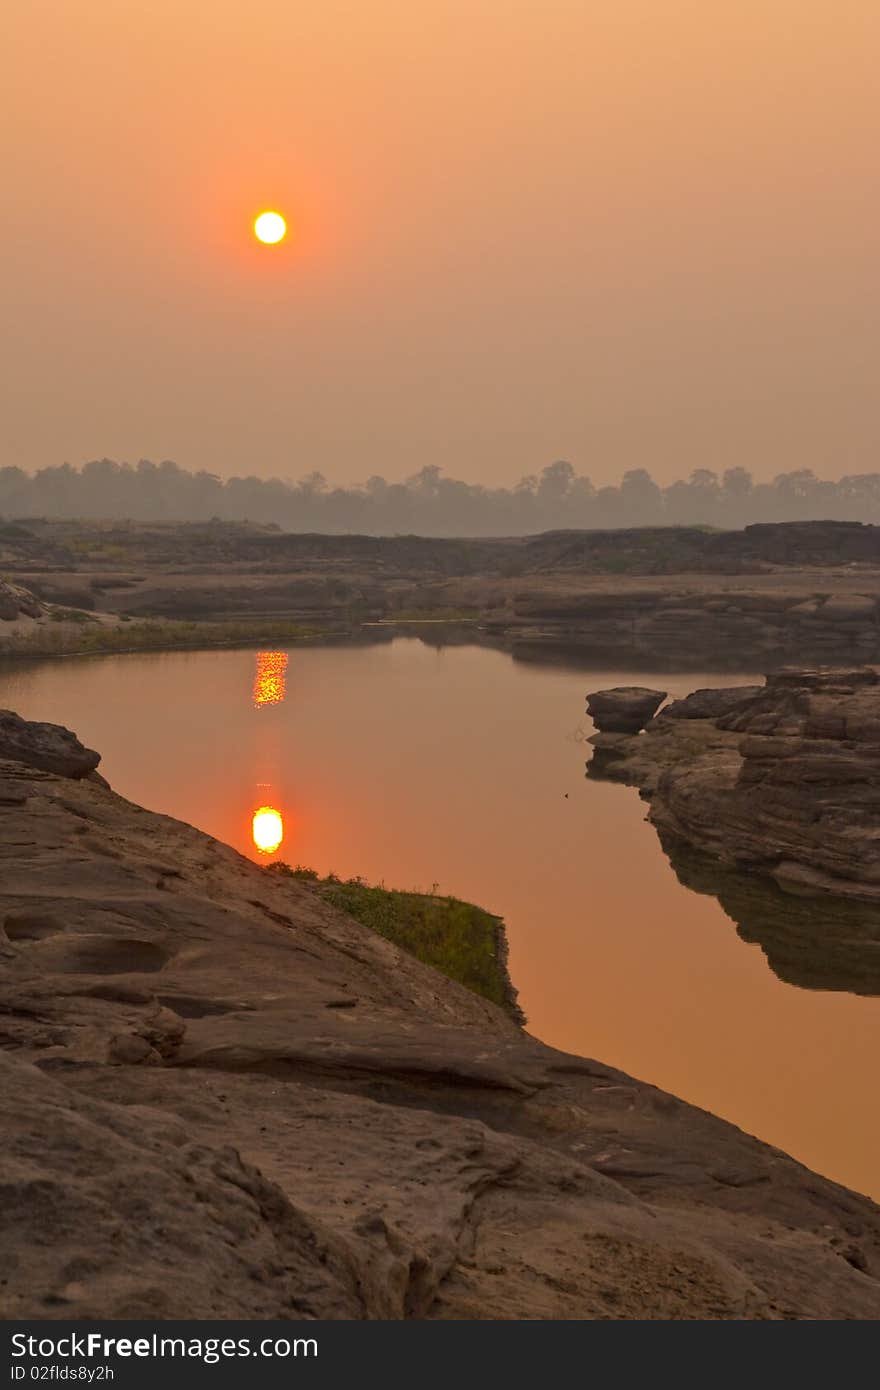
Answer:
(587, 667, 880, 902)
(586, 669, 880, 990)
(268, 865, 525, 1025)
(9, 520, 880, 668)
(1, 709, 880, 1318)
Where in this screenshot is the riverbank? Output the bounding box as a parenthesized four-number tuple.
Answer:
(267, 863, 524, 1023)
(585, 668, 880, 994)
(0, 578, 482, 662)
(0, 614, 335, 660)
(2, 709, 880, 1318)
(587, 667, 880, 902)
(8, 519, 880, 669)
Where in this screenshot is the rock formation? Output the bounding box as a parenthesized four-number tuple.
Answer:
(9, 518, 880, 667)
(587, 667, 880, 898)
(1, 713, 880, 1318)
(0, 710, 101, 779)
(0, 579, 45, 623)
(585, 687, 667, 733)
(668, 669, 880, 899)
(658, 686, 763, 721)
(508, 586, 880, 668)
(586, 667, 880, 983)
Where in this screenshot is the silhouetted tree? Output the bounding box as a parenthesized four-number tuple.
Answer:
(620, 469, 663, 525)
(4, 457, 880, 535)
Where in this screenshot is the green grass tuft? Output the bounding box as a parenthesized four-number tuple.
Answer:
(267, 864, 522, 1022)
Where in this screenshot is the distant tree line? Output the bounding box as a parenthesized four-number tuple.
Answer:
(4, 459, 880, 535)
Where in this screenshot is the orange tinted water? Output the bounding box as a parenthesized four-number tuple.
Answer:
(3, 639, 878, 1200)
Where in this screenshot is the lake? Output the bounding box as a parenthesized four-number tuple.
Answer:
(2, 638, 879, 1200)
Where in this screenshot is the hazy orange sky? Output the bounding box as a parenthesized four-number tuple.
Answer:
(4, 1, 878, 486)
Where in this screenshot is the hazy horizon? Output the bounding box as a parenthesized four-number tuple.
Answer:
(5, 2, 879, 485)
(6, 457, 880, 535)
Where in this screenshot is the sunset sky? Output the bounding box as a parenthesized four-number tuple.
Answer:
(4, 1, 878, 486)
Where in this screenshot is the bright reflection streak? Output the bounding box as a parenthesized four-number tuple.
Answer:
(253, 651, 288, 707)
(252, 805, 284, 854)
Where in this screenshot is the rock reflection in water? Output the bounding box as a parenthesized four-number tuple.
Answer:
(657, 834, 880, 996)
(587, 742, 880, 995)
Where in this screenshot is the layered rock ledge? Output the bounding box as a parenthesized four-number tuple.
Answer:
(9, 519, 880, 667)
(587, 666, 880, 904)
(1, 714, 879, 1318)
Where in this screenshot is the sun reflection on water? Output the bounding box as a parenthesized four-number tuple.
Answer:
(253, 651, 288, 708)
(251, 653, 288, 856)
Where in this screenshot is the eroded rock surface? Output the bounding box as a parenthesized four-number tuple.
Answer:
(658, 686, 763, 722)
(0, 580, 44, 623)
(0, 709, 101, 779)
(10, 519, 880, 667)
(1, 718, 879, 1319)
(585, 687, 667, 734)
(586, 668, 880, 986)
(587, 668, 880, 899)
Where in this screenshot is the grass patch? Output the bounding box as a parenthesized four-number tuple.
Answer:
(49, 607, 98, 624)
(0, 616, 323, 658)
(268, 864, 522, 1022)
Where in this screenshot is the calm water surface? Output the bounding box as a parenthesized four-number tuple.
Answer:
(3, 640, 879, 1200)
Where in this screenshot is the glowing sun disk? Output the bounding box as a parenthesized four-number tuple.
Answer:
(252, 805, 284, 854)
(254, 211, 287, 245)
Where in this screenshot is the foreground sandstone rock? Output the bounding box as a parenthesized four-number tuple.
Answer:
(1, 720, 879, 1318)
(0, 709, 101, 779)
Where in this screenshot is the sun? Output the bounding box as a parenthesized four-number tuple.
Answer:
(254, 210, 287, 245)
(252, 805, 284, 854)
